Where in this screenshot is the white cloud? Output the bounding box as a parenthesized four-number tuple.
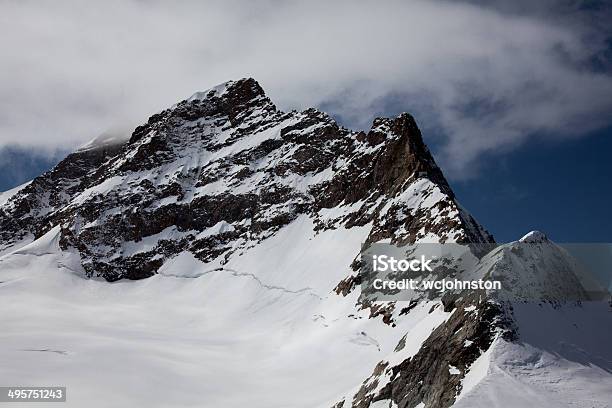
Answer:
(0, 0, 610, 178)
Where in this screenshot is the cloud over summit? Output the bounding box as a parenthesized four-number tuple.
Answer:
(1, 0, 611, 178)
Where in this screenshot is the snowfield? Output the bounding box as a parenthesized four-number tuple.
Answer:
(0, 219, 423, 407)
(1, 220, 611, 408)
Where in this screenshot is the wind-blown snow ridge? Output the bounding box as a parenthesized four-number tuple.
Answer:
(186, 79, 235, 102)
(519, 230, 548, 243)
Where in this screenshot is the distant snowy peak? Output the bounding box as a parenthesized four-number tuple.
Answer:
(518, 230, 548, 243)
(474, 232, 608, 302)
(185, 78, 248, 102)
(78, 128, 132, 152)
(0, 78, 491, 281)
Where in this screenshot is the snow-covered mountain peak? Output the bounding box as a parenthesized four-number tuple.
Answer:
(78, 128, 132, 152)
(186, 79, 235, 101)
(519, 230, 548, 243)
(0, 78, 492, 280)
(184, 77, 269, 107)
(473, 233, 606, 302)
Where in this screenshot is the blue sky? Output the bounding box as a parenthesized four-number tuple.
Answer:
(452, 127, 612, 242)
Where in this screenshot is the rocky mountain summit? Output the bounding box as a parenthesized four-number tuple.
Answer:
(0, 79, 609, 408)
(0, 78, 490, 281)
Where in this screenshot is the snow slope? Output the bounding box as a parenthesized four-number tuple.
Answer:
(0, 218, 437, 408)
(455, 303, 612, 408)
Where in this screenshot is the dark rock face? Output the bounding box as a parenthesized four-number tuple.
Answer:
(342, 293, 517, 408)
(381, 297, 513, 408)
(0, 143, 123, 246)
(0, 78, 491, 281)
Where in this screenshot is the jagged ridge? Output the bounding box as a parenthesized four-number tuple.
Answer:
(0, 78, 491, 281)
